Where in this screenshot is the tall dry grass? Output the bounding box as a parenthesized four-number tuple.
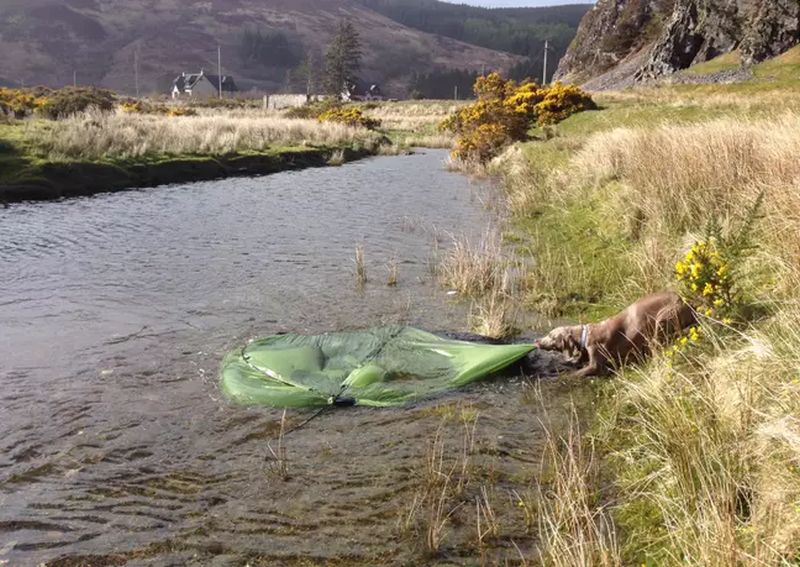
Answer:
(363, 101, 460, 149)
(572, 114, 800, 300)
(572, 115, 800, 228)
(498, 110, 800, 563)
(23, 109, 382, 160)
(535, 409, 620, 567)
(604, 309, 800, 565)
(363, 101, 465, 131)
(437, 231, 508, 297)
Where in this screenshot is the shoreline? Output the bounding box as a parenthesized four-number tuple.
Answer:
(0, 145, 377, 204)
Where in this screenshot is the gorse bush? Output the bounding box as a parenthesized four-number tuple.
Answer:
(675, 239, 733, 318)
(0, 88, 49, 119)
(535, 82, 597, 125)
(284, 99, 339, 120)
(317, 106, 381, 130)
(676, 194, 764, 323)
(440, 73, 594, 163)
(119, 100, 198, 117)
(38, 87, 116, 120)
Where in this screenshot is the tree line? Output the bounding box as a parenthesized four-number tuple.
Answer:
(238, 21, 362, 98)
(355, 0, 590, 83)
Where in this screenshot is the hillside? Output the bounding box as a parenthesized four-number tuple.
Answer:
(556, 0, 800, 89)
(356, 0, 592, 83)
(0, 0, 530, 97)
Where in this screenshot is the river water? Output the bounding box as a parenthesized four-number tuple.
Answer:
(0, 150, 578, 566)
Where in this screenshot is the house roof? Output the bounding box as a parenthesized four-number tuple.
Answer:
(173, 72, 238, 92)
(344, 78, 381, 96)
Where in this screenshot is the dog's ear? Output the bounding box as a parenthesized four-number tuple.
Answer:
(564, 326, 583, 357)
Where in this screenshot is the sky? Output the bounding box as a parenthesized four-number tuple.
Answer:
(440, 0, 592, 6)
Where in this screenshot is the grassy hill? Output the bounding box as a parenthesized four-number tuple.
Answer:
(0, 0, 590, 98)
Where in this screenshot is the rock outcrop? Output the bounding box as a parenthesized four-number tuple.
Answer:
(555, 0, 800, 88)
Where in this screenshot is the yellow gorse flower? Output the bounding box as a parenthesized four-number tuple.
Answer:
(441, 73, 594, 162)
(675, 238, 734, 324)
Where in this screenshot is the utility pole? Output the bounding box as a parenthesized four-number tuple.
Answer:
(454, 85, 458, 101)
(134, 45, 140, 98)
(543, 39, 550, 86)
(73, 70, 77, 87)
(305, 52, 314, 96)
(217, 45, 223, 99)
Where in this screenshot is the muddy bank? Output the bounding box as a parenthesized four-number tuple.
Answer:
(0, 146, 375, 203)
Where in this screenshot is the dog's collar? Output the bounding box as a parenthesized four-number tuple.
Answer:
(580, 325, 589, 350)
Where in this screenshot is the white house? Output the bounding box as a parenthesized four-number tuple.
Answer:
(172, 70, 238, 99)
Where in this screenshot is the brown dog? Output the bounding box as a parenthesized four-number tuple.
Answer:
(536, 291, 696, 377)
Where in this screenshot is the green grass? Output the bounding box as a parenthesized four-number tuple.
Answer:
(680, 50, 742, 76)
(754, 45, 800, 81)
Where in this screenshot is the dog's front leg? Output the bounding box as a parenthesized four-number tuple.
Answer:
(575, 347, 609, 378)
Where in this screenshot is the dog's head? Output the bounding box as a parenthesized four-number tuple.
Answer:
(536, 325, 584, 358)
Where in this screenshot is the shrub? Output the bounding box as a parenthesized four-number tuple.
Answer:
(675, 194, 763, 323)
(166, 106, 197, 117)
(39, 87, 116, 119)
(119, 100, 143, 114)
(284, 99, 338, 120)
(675, 239, 733, 320)
(0, 88, 49, 119)
(119, 99, 198, 117)
(440, 73, 594, 163)
(318, 106, 381, 130)
(535, 82, 597, 126)
(186, 97, 250, 110)
(440, 73, 534, 163)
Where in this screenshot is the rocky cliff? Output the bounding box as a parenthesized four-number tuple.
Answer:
(555, 0, 800, 88)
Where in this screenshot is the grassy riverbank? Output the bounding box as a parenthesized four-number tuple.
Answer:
(488, 47, 800, 564)
(362, 100, 463, 148)
(0, 108, 387, 202)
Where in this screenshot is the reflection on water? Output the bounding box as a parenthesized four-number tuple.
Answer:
(0, 150, 575, 566)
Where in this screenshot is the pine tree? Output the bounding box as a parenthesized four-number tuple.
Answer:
(324, 20, 362, 98)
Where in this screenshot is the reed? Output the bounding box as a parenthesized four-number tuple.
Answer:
(354, 244, 367, 287)
(386, 256, 398, 287)
(265, 409, 290, 482)
(437, 230, 507, 298)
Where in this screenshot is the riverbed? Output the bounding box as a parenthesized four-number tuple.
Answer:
(0, 150, 579, 566)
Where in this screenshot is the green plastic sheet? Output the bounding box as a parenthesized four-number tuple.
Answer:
(220, 326, 536, 408)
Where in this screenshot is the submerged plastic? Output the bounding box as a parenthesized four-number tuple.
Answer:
(220, 326, 536, 408)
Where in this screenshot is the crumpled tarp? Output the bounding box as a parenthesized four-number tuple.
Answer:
(220, 326, 535, 408)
